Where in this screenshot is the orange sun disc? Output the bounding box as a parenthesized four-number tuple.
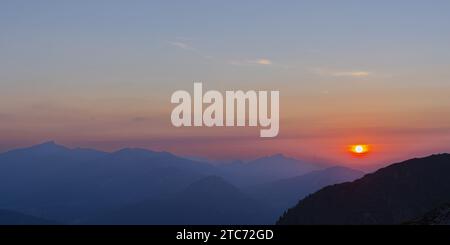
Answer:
(350, 144, 369, 154)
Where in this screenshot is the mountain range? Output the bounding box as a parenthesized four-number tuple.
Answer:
(277, 154, 450, 225)
(0, 141, 213, 222)
(0, 141, 353, 224)
(4, 141, 448, 225)
(247, 166, 364, 220)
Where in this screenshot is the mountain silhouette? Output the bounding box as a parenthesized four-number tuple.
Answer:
(405, 203, 450, 225)
(87, 176, 273, 225)
(4, 141, 422, 225)
(0, 141, 215, 223)
(0, 209, 58, 225)
(277, 154, 450, 224)
(247, 166, 364, 220)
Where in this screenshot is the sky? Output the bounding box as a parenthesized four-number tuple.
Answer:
(1, 1, 450, 170)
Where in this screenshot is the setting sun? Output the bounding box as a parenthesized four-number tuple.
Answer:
(350, 144, 369, 155)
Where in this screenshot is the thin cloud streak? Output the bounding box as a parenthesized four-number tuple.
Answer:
(169, 41, 195, 51)
(311, 68, 371, 78)
(229, 58, 273, 66)
(332, 71, 370, 77)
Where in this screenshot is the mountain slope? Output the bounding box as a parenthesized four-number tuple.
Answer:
(248, 166, 364, 220)
(87, 176, 274, 225)
(277, 154, 450, 224)
(406, 203, 450, 225)
(0, 209, 58, 225)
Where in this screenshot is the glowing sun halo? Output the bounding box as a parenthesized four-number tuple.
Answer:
(350, 144, 369, 155)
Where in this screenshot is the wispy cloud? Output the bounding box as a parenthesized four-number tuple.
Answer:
(332, 71, 370, 77)
(169, 40, 272, 66)
(311, 68, 371, 78)
(169, 41, 195, 51)
(174, 36, 195, 42)
(168, 39, 214, 61)
(229, 58, 273, 66)
(253, 59, 272, 65)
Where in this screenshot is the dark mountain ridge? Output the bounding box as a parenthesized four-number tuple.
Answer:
(0, 209, 58, 225)
(277, 153, 450, 224)
(405, 203, 450, 225)
(247, 166, 364, 220)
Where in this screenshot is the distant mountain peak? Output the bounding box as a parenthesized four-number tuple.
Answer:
(267, 153, 286, 158)
(0, 141, 109, 160)
(268, 153, 286, 159)
(35, 140, 59, 147)
(27, 140, 69, 152)
(112, 148, 157, 156)
(41, 140, 57, 145)
(111, 148, 178, 159)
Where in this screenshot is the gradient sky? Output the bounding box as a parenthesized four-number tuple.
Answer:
(1, 1, 450, 170)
